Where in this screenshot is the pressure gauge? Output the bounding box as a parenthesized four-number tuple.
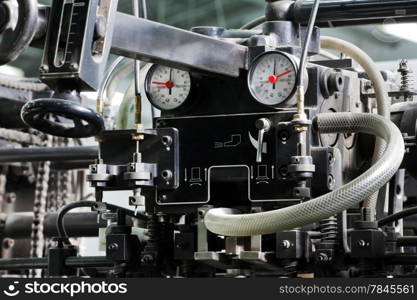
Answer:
(248, 51, 298, 107)
(145, 64, 192, 111)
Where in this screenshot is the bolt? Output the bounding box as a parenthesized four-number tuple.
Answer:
(364, 82, 373, 90)
(107, 243, 119, 251)
(328, 152, 335, 165)
(328, 175, 335, 189)
(141, 255, 154, 263)
(161, 170, 173, 181)
(39, 64, 49, 73)
(2, 238, 14, 250)
(69, 63, 79, 71)
(5, 193, 16, 204)
(159, 194, 167, 202)
(27, 175, 36, 184)
(198, 210, 205, 218)
(279, 166, 288, 178)
(281, 240, 291, 249)
(279, 130, 289, 142)
(317, 253, 329, 262)
(161, 136, 173, 146)
(357, 239, 368, 248)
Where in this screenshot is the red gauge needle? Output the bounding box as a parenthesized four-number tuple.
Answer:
(152, 81, 174, 89)
(268, 70, 292, 84)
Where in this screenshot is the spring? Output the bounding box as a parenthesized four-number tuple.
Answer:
(145, 215, 160, 253)
(159, 220, 174, 253)
(398, 59, 413, 91)
(319, 216, 338, 242)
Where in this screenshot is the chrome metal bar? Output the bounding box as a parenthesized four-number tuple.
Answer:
(293, 0, 417, 27)
(0, 146, 98, 163)
(111, 13, 248, 77)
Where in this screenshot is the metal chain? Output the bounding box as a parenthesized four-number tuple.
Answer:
(45, 138, 75, 252)
(0, 173, 6, 213)
(29, 134, 53, 278)
(0, 128, 43, 146)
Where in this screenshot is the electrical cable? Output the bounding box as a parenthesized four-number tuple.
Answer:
(56, 201, 97, 244)
(378, 206, 417, 227)
(240, 16, 265, 30)
(56, 201, 147, 243)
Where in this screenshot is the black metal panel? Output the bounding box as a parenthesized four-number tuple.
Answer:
(99, 128, 179, 190)
(155, 111, 314, 207)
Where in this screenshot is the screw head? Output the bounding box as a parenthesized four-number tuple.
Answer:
(108, 243, 119, 251)
(161, 170, 173, 181)
(281, 240, 291, 249)
(2, 238, 14, 249)
(161, 136, 173, 146)
(357, 239, 368, 247)
(159, 194, 167, 202)
(279, 130, 289, 142)
(318, 253, 329, 262)
(5, 193, 16, 204)
(141, 255, 154, 263)
(39, 65, 49, 73)
(70, 63, 79, 71)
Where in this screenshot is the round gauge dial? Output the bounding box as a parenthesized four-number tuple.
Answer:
(145, 65, 192, 110)
(248, 51, 298, 107)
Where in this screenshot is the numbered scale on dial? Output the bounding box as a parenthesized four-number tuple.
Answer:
(248, 51, 299, 107)
(145, 64, 192, 111)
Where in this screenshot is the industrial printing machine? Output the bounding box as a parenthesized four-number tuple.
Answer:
(0, 0, 417, 278)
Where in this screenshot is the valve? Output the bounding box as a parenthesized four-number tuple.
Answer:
(255, 118, 271, 163)
(21, 90, 104, 138)
(0, 0, 38, 65)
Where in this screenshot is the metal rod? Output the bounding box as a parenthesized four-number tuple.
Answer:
(386, 254, 417, 265)
(111, 13, 247, 77)
(65, 256, 114, 268)
(397, 237, 417, 247)
(0, 256, 112, 270)
(292, 0, 417, 27)
(0, 258, 48, 270)
(0, 146, 99, 163)
(2, 212, 107, 239)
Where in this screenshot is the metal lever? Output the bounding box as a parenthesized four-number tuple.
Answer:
(255, 118, 271, 163)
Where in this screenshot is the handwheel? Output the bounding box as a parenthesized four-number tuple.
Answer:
(0, 0, 38, 65)
(21, 99, 104, 138)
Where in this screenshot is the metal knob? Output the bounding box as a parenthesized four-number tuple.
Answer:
(255, 118, 271, 163)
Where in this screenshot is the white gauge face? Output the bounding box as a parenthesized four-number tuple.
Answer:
(145, 65, 191, 110)
(248, 51, 298, 106)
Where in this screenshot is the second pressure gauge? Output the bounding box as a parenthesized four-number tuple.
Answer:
(145, 64, 192, 111)
(248, 51, 299, 107)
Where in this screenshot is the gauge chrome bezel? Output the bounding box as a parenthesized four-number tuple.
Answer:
(247, 50, 299, 107)
(144, 64, 192, 111)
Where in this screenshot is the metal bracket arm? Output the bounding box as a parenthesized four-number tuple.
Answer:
(111, 13, 248, 77)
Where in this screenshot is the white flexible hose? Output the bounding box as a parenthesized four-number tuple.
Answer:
(320, 36, 390, 211)
(204, 113, 404, 237)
